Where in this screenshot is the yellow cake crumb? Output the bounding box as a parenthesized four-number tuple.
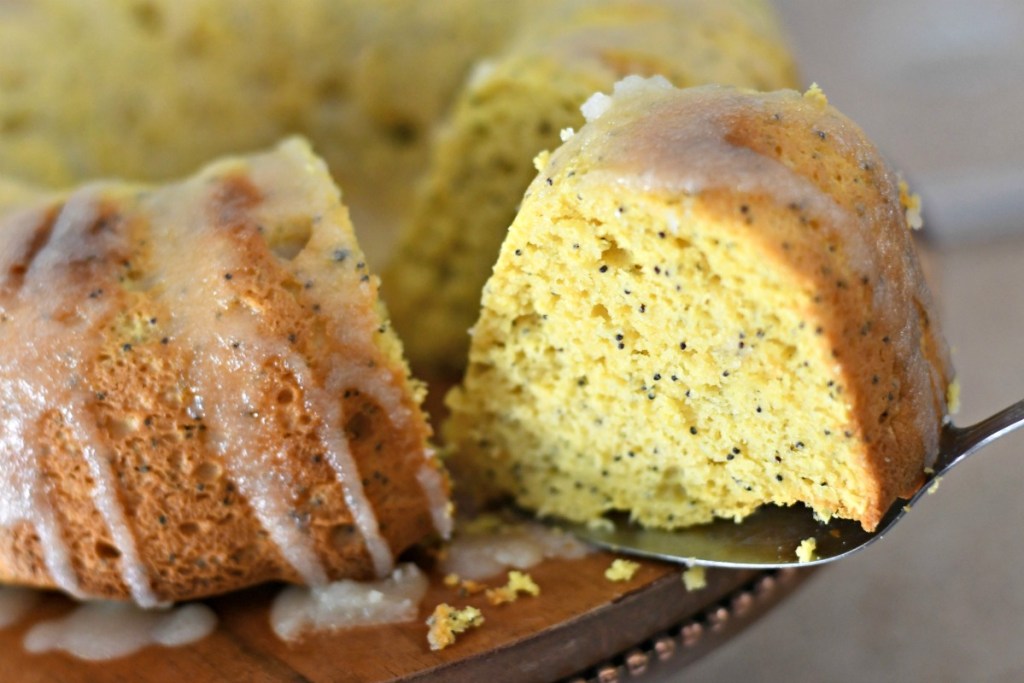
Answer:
(796, 538, 818, 563)
(443, 573, 488, 596)
(682, 566, 707, 591)
(812, 510, 834, 525)
(426, 604, 485, 651)
(605, 558, 641, 582)
(533, 150, 552, 172)
(898, 179, 924, 230)
(486, 570, 541, 605)
(803, 82, 828, 106)
(946, 379, 961, 415)
(927, 477, 942, 494)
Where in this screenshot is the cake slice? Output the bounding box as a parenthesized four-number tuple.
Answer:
(0, 139, 449, 605)
(384, 0, 799, 374)
(446, 79, 953, 532)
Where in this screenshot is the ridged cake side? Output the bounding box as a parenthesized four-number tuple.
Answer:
(0, 139, 449, 604)
(446, 81, 952, 532)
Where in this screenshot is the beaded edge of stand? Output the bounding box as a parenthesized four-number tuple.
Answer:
(563, 568, 802, 683)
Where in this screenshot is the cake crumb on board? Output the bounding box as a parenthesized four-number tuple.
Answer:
(485, 571, 541, 606)
(426, 604, 484, 651)
(682, 566, 706, 591)
(605, 559, 641, 582)
(796, 538, 818, 563)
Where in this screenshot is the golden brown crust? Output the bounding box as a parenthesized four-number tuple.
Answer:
(682, 94, 952, 527)
(0, 140, 445, 602)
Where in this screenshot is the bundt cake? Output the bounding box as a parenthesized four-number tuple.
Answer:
(0, 0, 798, 374)
(0, 138, 449, 606)
(384, 0, 799, 373)
(0, 0, 545, 263)
(445, 78, 954, 532)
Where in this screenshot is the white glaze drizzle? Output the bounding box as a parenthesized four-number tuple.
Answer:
(0, 193, 158, 605)
(60, 399, 161, 607)
(250, 141, 449, 545)
(250, 146, 406, 576)
(416, 461, 453, 540)
(269, 563, 427, 641)
(288, 354, 394, 577)
(324, 362, 412, 437)
(321, 340, 450, 542)
(23, 601, 217, 661)
(30, 500, 82, 599)
(0, 205, 88, 601)
(440, 519, 591, 581)
(144, 143, 394, 582)
(145, 200, 334, 586)
(183, 312, 329, 586)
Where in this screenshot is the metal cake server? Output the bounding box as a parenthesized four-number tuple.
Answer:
(552, 397, 1024, 568)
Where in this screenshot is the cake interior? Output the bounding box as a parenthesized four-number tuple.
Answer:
(385, 57, 601, 371)
(449, 187, 879, 529)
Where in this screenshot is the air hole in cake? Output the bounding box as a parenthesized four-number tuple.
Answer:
(179, 522, 200, 537)
(344, 411, 371, 443)
(95, 542, 122, 560)
(599, 241, 632, 268)
(168, 449, 185, 473)
(277, 389, 294, 405)
(230, 544, 258, 567)
(280, 279, 303, 298)
(193, 461, 222, 484)
(330, 523, 358, 549)
(591, 304, 610, 321)
(106, 416, 140, 440)
(265, 218, 313, 261)
(512, 313, 541, 331)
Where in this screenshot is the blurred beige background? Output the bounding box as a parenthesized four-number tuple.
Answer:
(669, 2, 1024, 681)
(773, 0, 1024, 244)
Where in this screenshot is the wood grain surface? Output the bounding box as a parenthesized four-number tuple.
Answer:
(0, 551, 813, 683)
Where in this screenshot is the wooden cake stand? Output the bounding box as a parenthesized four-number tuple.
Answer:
(1, 554, 812, 683)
